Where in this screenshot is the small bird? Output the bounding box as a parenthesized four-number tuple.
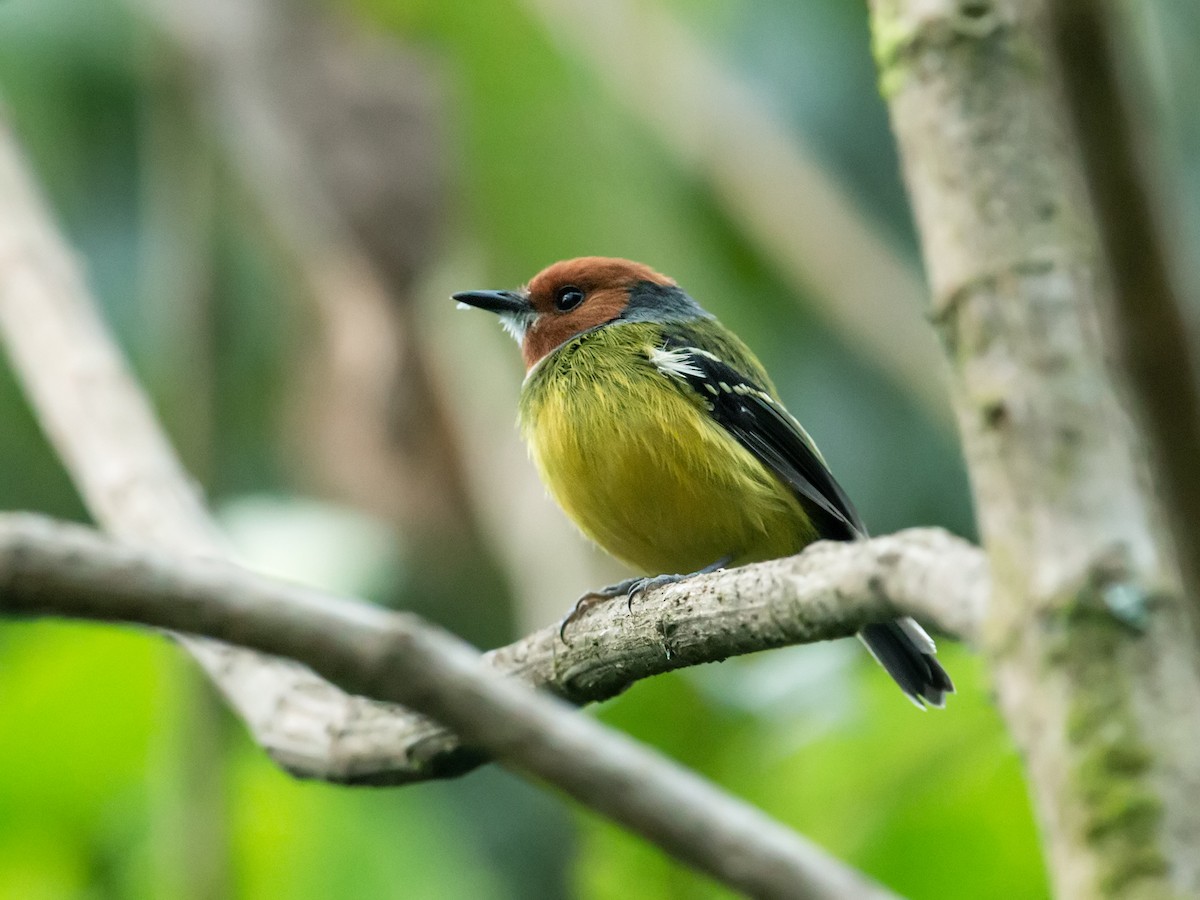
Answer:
(454, 257, 953, 707)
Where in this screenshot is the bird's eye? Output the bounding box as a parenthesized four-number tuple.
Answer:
(554, 285, 585, 312)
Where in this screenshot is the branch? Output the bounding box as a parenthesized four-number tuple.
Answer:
(1045, 0, 1200, 623)
(0, 513, 981, 783)
(0, 513, 946, 900)
(359, 524, 981, 784)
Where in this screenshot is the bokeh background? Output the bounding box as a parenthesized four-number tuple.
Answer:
(1, 1, 1197, 897)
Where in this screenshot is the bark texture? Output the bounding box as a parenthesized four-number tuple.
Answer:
(869, 2, 1200, 897)
(0, 513, 980, 783)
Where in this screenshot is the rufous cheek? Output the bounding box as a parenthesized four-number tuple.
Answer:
(522, 288, 628, 370)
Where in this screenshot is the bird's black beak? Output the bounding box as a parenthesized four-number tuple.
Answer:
(452, 290, 532, 316)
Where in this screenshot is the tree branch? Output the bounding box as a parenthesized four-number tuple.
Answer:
(0, 512, 965, 900)
(0, 513, 981, 784)
(351, 523, 982, 785)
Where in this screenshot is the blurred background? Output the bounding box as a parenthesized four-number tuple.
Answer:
(1, 0, 1197, 897)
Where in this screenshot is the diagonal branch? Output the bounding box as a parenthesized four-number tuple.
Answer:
(321, 524, 982, 785)
(0, 513, 975, 900)
(0, 513, 982, 784)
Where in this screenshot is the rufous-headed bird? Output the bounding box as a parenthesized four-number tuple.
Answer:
(454, 257, 953, 707)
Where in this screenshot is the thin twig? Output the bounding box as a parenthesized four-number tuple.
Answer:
(0, 513, 908, 900)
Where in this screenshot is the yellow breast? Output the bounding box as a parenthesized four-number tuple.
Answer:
(519, 324, 817, 575)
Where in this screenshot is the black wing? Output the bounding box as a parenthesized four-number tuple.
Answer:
(653, 337, 866, 542)
(651, 336, 954, 706)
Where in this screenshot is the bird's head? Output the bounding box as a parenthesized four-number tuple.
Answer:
(453, 256, 709, 369)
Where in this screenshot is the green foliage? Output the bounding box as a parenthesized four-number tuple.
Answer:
(574, 647, 1047, 899)
(0, 623, 167, 899)
(0, 622, 507, 900)
(227, 753, 502, 900)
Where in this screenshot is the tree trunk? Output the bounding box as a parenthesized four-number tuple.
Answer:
(869, 1, 1200, 896)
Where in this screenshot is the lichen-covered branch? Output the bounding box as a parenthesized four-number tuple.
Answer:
(0, 512, 981, 784)
(869, 1, 1200, 897)
(0, 513, 967, 899)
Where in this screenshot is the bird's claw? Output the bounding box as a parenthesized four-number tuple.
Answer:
(557, 558, 733, 644)
(558, 573, 688, 644)
(559, 592, 604, 644)
(626, 574, 684, 612)
(626, 577, 650, 614)
(559, 580, 638, 644)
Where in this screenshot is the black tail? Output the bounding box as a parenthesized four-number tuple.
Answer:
(859, 618, 954, 708)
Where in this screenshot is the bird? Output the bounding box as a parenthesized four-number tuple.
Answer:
(454, 257, 953, 707)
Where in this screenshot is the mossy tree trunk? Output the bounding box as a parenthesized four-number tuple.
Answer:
(868, 2, 1200, 897)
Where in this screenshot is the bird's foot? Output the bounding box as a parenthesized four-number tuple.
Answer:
(559, 576, 653, 643)
(558, 556, 733, 644)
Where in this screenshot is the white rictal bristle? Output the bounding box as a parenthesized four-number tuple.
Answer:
(498, 310, 532, 343)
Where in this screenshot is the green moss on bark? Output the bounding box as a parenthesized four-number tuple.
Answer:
(1054, 586, 1170, 898)
(869, 2, 1062, 122)
(870, 1, 1012, 99)
(869, 2, 918, 99)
